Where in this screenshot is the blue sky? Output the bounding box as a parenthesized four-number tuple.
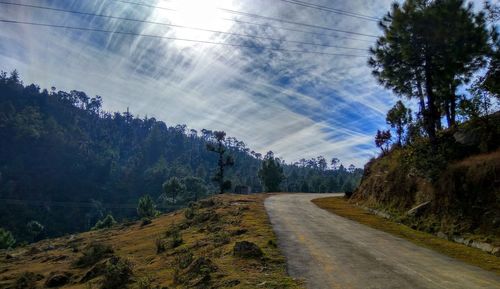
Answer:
(0, 0, 405, 167)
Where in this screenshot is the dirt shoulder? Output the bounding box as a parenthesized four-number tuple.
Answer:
(312, 196, 500, 274)
(0, 194, 303, 289)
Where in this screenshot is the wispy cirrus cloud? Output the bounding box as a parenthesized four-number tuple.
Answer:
(0, 0, 400, 167)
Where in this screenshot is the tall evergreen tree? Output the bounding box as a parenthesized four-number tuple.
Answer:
(369, 0, 490, 142)
(162, 177, 185, 204)
(258, 151, 285, 192)
(386, 101, 412, 146)
(206, 131, 234, 194)
(137, 195, 157, 219)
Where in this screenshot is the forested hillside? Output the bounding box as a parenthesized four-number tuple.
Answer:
(0, 71, 362, 243)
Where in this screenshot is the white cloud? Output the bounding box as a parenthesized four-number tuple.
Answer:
(0, 0, 399, 167)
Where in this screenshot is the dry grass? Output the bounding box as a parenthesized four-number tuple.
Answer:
(312, 196, 500, 275)
(0, 194, 303, 289)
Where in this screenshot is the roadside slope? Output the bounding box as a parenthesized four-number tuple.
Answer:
(0, 194, 302, 289)
(265, 193, 500, 289)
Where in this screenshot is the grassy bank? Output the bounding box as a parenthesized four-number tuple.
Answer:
(312, 196, 500, 274)
(0, 194, 303, 289)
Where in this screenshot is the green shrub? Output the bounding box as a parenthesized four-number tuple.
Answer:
(101, 257, 133, 289)
(73, 242, 114, 268)
(92, 214, 117, 230)
(14, 272, 43, 289)
(212, 231, 230, 247)
(140, 218, 152, 227)
(26, 220, 44, 242)
(0, 227, 16, 249)
(169, 229, 183, 248)
(137, 195, 158, 219)
(174, 247, 194, 270)
(135, 276, 154, 289)
(155, 237, 165, 254)
(184, 207, 196, 220)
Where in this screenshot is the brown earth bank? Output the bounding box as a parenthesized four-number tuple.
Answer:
(0, 194, 303, 289)
(352, 139, 500, 251)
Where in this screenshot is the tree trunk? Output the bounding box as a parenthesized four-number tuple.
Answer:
(416, 78, 426, 116)
(424, 54, 438, 147)
(449, 91, 457, 128)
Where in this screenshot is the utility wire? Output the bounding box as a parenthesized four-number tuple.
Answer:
(119, 0, 374, 42)
(153, 0, 379, 22)
(0, 19, 370, 57)
(276, 0, 380, 22)
(225, 18, 374, 43)
(109, 0, 379, 38)
(0, 1, 368, 51)
(216, 7, 378, 38)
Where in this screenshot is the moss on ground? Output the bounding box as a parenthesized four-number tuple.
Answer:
(312, 196, 500, 275)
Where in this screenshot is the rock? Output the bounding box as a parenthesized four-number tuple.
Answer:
(470, 241, 494, 253)
(79, 259, 108, 283)
(199, 198, 216, 208)
(45, 272, 71, 287)
(183, 257, 217, 276)
(492, 248, 500, 257)
(454, 129, 480, 146)
(25, 246, 41, 256)
(230, 228, 248, 236)
(220, 279, 240, 287)
(180, 257, 217, 287)
(46, 244, 56, 250)
(407, 201, 431, 216)
(233, 241, 263, 259)
(436, 232, 448, 240)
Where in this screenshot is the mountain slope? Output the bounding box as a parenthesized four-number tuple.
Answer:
(0, 71, 362, 242)
(0, 194, 302, 289)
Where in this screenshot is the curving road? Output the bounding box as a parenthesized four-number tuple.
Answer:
(265, 193, 500, 289)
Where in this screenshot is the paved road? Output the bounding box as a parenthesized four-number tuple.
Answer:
(265, 193, 500, 289)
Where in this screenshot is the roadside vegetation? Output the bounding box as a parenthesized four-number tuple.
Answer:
(0, 194, 303, 289)
(312, 196, 500, 274)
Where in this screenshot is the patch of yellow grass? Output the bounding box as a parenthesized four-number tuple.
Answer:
(0, 194, 303, 289)
(312, 197, 500, 275)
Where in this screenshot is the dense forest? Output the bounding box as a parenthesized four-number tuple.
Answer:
(0, 71, 362, 243)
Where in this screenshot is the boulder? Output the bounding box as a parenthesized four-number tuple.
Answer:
(79, 259, 108, 283)
(45, 272, 71, 287)
(233, 241, 263, 259)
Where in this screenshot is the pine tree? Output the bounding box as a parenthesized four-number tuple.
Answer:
(258, 151, 285, 192)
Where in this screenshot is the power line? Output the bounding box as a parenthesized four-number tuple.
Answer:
(216, 7, 379, 38)
(108, 0, 379, 38)
(0, 19, 370, 57)
(119, 0, 374, 43)
(0, 1, 368, 51)
(276, 0, 380, 22)
(225, 17, 374, 43)
(155, 0, 379, 22)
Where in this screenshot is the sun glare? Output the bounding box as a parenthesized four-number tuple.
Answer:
(152, 0, 236, 48)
